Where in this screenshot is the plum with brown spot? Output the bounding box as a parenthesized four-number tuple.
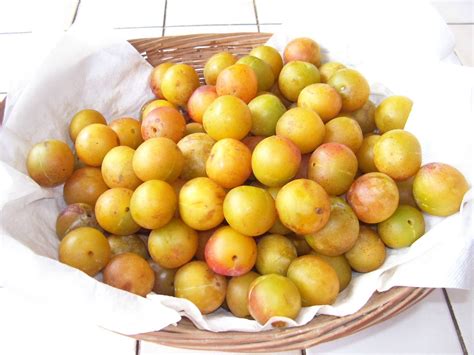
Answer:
(205, 226, 257, 277)
(141, 106, 186, 143)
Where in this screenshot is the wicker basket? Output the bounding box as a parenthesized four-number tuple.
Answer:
(0, 33, 433, 352)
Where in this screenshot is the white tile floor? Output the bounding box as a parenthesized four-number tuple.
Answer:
(0, 0, 472, 354)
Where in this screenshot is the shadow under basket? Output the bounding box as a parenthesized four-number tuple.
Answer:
(0, 33, 433, 353)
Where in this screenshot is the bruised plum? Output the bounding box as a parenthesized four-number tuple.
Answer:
(56, 203, 101, 240)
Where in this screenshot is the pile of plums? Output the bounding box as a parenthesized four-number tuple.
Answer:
(26, 37, 469, 326)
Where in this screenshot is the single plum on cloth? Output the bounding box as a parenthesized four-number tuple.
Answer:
(0, 0, 473, 334)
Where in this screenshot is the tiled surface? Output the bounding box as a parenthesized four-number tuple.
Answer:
(449, 24, 474, 65)
(432, 0, 474, 23)
(446, 288, 473, 354)
(259, 23, 283, 33)
(165, 0, 256, 26)
(0, 288, 136, 355)
(306, 289, 463, 354)
(255, 0, 286, 23)
(75, 0, 166, 29)
(164, 24, 259, 35)
(0, 1, 473, 354)
(140, 341, 300, 355)
(0, 0, 78, 33)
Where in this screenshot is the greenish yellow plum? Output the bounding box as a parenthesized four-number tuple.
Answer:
(276, 179, 330, 235)
(69, 109, 106, 142)
(223, 186, 276, 237)
(130, 180, 177, 230)
(266, 187, 292, 235)
(203, 95, 252, 140)
(101, 146, 142, 190)
(319, 62, 346, 83)
(204, 52, 237, 86)
(150, 62, 174, 99)
(140, 99, 175, 121)
(237, 55, 275, 92)
(161, 63, 200, 106)
(248, 274, 301, 326)
(323, 116, 363, 153)
(287, 255, 339, 306)
(276, 107, 326, 154)
(345, 226, 386, 273)
(132, 137, 184, 182)
(250, 45, 283, 77)
(375, 96, 413, 133)
(174, 261, 227, 314)
(378, 205, 425, 248)
(297, 83, 342, 122)
(226, 271, 259, 318)
(179, 177, 226, 230)
(413, 163, 469, 216)
(374, 129, 422, 181)
(256, 234, 297, 275)
(278, 61, 320, 102)
(248, 94, 287, 136)
(312, 252, 352, 291)
(305, 197, 359, 256)
(327, 69, 370, 112)
(251, 136, 301, 187)
(356, 134, 380, 174)
(148, 218, 198, 268)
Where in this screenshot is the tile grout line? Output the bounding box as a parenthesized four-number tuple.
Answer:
(162, 0, 168, 37)
(442, 288, 468, 355)
(252, 0, 261, 33)
(115, 23, 274, 30)
(135, 340, 140, 355)
(0, 31, 31, 36)
(71, 0, 81, 25)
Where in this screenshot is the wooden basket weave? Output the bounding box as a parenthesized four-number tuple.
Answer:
(0, 33, 433, 352)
